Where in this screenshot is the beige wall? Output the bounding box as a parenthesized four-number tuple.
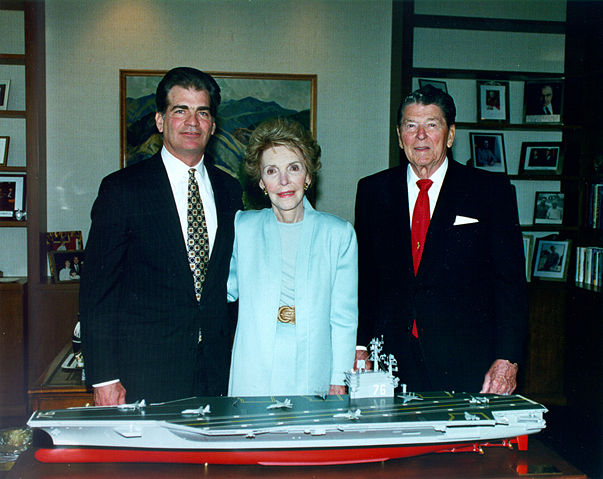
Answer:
(45, 0, 393, 243)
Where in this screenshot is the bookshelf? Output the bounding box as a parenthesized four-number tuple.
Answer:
(395, 1, 571, 405)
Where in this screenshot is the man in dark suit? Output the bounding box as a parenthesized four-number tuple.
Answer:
(355, 86, 527, 394)
(80, 67, 242, 405)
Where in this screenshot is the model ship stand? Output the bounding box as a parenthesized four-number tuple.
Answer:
(27, 337, 547, 466)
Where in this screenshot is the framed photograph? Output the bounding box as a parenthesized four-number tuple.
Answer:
(533, 239, 572, 281)
(50, 250, 85, 283)
(519, 142, 563, 175)
(477, 81, 508, 122)
(120, 70, 317, 176)
(524, 80, 563, 123)
(0, 136, 8, 167)
(470, 132, 506, 173)
(533, 192, 564, 225)
(522, 234, 534, 282)
(45, 231, 83, 281)
(0, 80, 9, 111)
(418, 78, 448, 93)
(0, 172, 25, 218)
(45, 231, 84, 253)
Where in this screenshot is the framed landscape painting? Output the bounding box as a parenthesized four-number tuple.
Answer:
(120, 70, 317, 182)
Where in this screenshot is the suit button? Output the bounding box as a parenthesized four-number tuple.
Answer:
(198, 328, 203, 343)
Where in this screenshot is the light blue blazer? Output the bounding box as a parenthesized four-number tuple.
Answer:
(227, 198, 358, 396)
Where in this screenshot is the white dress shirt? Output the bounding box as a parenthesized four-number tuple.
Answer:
(161, 146, 218, 255)
(407, 158, 448, 227)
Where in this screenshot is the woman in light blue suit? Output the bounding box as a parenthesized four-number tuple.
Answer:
(228, 118, 358, 396)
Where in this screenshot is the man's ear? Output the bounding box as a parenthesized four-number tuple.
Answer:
(155, 112, 164, 133)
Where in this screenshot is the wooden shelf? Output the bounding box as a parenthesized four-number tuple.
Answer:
(455, 121, 570, 131)
(0, 166, 26, 172)
(0, 53, 25, 65)
(520, 225, 579, 232)
(412, 67, 564, 82)
(509, 174, 579, 181)
(0, 110, 26, 118)
(575, 281, 601, 293)
(412, 14, 566, 34)
(0, 219, 27, 227)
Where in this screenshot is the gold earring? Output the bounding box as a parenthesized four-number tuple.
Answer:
(262, 188, 268, 196)
(304, 183, 309, 191)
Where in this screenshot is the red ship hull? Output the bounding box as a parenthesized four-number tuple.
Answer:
(36, 436, 527, 466)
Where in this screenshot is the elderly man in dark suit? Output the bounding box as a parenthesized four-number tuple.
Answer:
(80, 67, 242, 405)
(354, 85, 527, 394)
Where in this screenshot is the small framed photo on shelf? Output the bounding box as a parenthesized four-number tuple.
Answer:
(0, 172, 25, 218)
(524, 80, 563, 123)
(45, 231, 84, 253)
(522, 234, 534, 282)
(50, 249, 85, 283)
(0, 80, 9, 110)
(533, 238, 572, 281)
(519, 141, 563, 175)
(0, 136, 9, 167)
(477, 81, 508, 122)
(418, 78, 448, 93)
(533, 192, 564, 225)
(470, 132, 506, 173)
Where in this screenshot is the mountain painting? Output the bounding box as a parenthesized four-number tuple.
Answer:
(120, 71, 316, 187)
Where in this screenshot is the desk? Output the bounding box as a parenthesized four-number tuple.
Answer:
(4, 439, 586, 478)
(27, 344, 92, 412)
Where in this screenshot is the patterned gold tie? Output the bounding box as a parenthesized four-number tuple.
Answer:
(187, 168, 209, 302)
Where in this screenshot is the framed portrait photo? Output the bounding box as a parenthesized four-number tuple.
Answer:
(0, 80, 9, 111)
(519, 142, 563, 175)
(418, 78, 448, 93)
(524, 80, 563, 124)
(50, 250, 85, 283)
(533, 239, 572, 281)
(0, 136, 9, 167)
(477, 81, 509, 122)
(522, 234, 534, 282)
(533, 192, 564, 225)
(470, 132, 506, 173)
(0, 172, 25, 218)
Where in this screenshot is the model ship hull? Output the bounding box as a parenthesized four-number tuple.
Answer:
(28, 392, 546, 465)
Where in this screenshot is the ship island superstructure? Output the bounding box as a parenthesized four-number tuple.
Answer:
(27, 338, 547, 466)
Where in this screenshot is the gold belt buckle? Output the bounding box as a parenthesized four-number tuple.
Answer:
(277, 305, 295, 324)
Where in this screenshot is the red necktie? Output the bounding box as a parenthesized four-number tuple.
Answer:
(410, 179, 432, 339)
(411, 179, 433, 275)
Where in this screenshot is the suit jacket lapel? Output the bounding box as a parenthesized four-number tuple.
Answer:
(419, 161, 466, 276)
(389, 167, 415, 281)
(204, 160, 234, 276)
(146, 154, 189, 255)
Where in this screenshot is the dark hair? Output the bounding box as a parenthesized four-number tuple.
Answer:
(155, 67, 221, 117)
(397, 85, 456, 127)
(244, 117, 321, 184)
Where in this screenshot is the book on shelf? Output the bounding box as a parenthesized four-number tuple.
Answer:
(575, 246, 603, 288)
(588, 183, 603, 229)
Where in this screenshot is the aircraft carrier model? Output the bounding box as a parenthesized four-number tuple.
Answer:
(28, 338, 547, 466)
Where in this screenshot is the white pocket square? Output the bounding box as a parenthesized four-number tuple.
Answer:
(453, 215, 479, 226)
